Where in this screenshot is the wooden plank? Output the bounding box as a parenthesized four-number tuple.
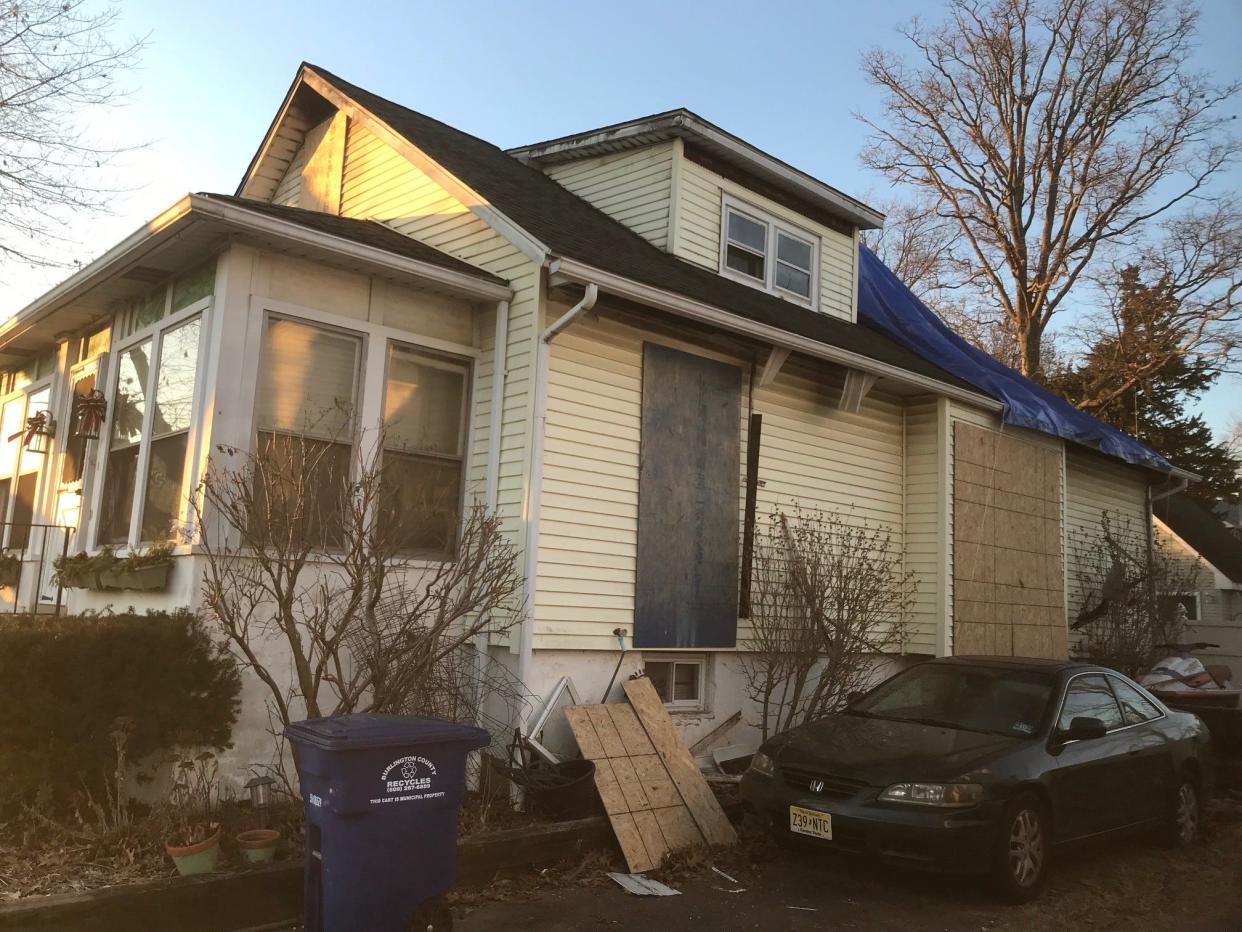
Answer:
(609, 756, 652, 813)
(563, 706, 605, 760)
(609, 812, 657, 873)
(607, 704, 655, 755)
(630, 809, 671, 868)
(585, 705, 627, 758)
(632, 754, 683, 809)
(654, 805, 704, 850)
(591, 758, 629, 816)
(624, 677, 738, 848)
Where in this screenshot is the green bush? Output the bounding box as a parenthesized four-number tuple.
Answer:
(0, 610, 241, 812)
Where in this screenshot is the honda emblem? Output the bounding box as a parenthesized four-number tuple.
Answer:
(809, 779, 825, 793)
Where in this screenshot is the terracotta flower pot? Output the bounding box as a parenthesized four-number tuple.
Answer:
(165, 826, 222, 876)
(236, 828, 281, 864)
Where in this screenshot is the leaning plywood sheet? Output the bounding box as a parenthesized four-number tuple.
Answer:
(623, 677, 738, 848)
(564, 700, 706, 872)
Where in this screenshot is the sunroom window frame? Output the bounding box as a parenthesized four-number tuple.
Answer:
(91, 294, 211, 551)
(0, 379, 54, 551)
(719, 194, 820, 308)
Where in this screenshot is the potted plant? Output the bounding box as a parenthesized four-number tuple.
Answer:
(0, 551, 20, 588)
(102, 544, 174, 591)
(235, 828, 281, 864)
(164, 752, 222, 876)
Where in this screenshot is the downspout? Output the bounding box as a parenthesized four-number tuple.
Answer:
(475, 300, 510, 709)
(518, 283, 599, 688)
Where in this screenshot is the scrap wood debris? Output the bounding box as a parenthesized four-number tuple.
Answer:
(563, 675, 737, 872)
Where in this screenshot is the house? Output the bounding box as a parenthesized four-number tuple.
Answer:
(1153, 494, 1242, 678)
(0, 63, 1193, 769)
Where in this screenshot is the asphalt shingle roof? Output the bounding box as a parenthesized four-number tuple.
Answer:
(1156, 493, 1242, 584)
(303, 64, 977, 393)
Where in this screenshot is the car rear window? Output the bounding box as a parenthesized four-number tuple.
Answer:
(854, 664, 1054, 737)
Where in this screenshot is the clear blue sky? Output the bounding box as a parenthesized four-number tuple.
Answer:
(8, 0, 1240, 435)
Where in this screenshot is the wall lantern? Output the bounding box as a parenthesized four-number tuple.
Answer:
(9, 411, 55, 455)
(73, 389, 108, 440)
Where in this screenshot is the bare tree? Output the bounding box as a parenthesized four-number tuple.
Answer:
(1070, 512, 1201, 676)
(861, 198, 958, 300)
(739, 505, 915, 741)
(0, 0, 143, 268)
(193, 429, 525, 728)
(860, 0, 1240, 381)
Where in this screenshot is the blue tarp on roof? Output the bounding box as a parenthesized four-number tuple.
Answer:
(856, 244, 1171, 473)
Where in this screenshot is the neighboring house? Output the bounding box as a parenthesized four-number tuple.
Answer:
(1154, 494, 1242, 679)
(0, 63, 1193, 766)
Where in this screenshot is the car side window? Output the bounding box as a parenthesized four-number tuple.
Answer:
(1109, 676, 1162, 725)
(1057, 674, 1124, 732)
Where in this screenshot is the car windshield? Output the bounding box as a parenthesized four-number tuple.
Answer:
(851, 664, 1054, 738)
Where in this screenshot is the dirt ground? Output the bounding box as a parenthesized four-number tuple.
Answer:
(453, 799, 1242, 932)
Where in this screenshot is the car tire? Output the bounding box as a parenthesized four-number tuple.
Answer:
(992, 793, 1049, 903)
(1164, 771, 1201, 848)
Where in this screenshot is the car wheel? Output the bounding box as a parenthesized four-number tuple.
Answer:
(1165, 773, 1201, 848)
(993, 793, 1049, 903)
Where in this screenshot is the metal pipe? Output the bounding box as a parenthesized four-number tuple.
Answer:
(518, 283, 598, 688)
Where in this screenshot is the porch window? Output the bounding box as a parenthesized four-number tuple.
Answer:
(644, 655, 706, 710)
(98, 342, 148, 544)
(253, 316, 362, 547)
(0, 389, 49, 550)
(380, 344, 469, 555)
(720, 197, 818, 305)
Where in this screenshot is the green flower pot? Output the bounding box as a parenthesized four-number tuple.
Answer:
(236, 828, 280, 864)
(166, 827, 221, 876)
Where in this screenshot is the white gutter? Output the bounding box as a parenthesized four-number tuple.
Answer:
(1152, 473, 1193, 502)
(518, 283, 599, 686)
(548, 257, 1004, 413)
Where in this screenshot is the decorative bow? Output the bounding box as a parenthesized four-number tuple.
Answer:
(8, 410, 49, 447)
(75, 389, 108, 438)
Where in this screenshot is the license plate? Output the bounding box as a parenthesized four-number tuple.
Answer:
(789, 805, 832, 840)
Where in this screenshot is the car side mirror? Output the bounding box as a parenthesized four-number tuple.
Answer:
(1062, 716, 1108, 742)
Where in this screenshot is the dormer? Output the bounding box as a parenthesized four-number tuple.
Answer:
(509, 110, 883, 323)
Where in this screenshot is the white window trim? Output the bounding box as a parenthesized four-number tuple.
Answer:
(718, 194, 819, 309)
(0, 380, 53, 547)
(244, 299, 478, 562)
(642, 653, 709, 712)
(90, 296, 211, 551)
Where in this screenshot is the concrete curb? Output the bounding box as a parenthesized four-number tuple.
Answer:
(0, 816, 613, 932)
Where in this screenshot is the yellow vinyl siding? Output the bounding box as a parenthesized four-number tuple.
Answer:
(535, 310, 906, 651)
(672, 157, 857, 322)
(244, 106, 316, 203)
(1064, 448, 1149, 623)
(904, 398, 944, 654)
(544, 143, 675, 249)
(336, 121, 539, 543)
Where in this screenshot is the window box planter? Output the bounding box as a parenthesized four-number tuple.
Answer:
(0, 554, 20, 588)
(54, 545, 174, 592)
(99, 562, 171, 592)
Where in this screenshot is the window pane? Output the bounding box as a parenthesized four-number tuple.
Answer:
(1111, 677, 1162, 725)
(725, 244, 765, 280)
(132, 289, 165, 332)
(0, 478, 11, 532)
(777, 233, 813, 271)
(19, 389, 50, 476)
(673, 663, 699, 701)
(727, 210, 766, 252)
(171, 261, 215, 312)
(381, 451, 463, 554)
(61, 372, 97, 485)
(99, 446, 140, 544)
(383, 347, 467, 456)
(0, 399, 24, 480)
(111, 342, 152, 448)
(256, 319, 360, 441)
(253, 432, 351, 547)
(1159, 594, 1199, 621)
(140, 433, 190, 540)
(775, 262, 812, 297)
(151, 318, 201, 438)
(646, 661, 672, 702)
(9, 473, 37, 550)
(1058, 674, 1123, 731)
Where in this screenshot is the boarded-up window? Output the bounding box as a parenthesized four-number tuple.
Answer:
(635, 343, 741, 648)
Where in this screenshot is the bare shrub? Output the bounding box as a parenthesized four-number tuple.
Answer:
(1070, 512, 1201, 676)
(193, 428, 525, 729)
(739, 505, 916, 741)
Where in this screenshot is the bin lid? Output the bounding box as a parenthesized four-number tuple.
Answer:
(284, 713, 490, 752)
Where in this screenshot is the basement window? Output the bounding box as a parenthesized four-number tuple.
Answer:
(644, 655, 706, 711)
(720, 197, 818, 306)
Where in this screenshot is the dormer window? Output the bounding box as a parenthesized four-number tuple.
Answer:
(720, 197, 818, 307)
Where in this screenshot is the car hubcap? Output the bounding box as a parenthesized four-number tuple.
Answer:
(1008, 809, 1044, 887)
(1177, 783, 1199, 843)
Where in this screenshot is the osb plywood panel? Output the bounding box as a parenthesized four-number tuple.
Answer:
(953, 424, 1067, 660)
(565, 678, 736, 872)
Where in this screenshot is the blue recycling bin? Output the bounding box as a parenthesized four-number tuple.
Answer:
(285, 713, 489, 932)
